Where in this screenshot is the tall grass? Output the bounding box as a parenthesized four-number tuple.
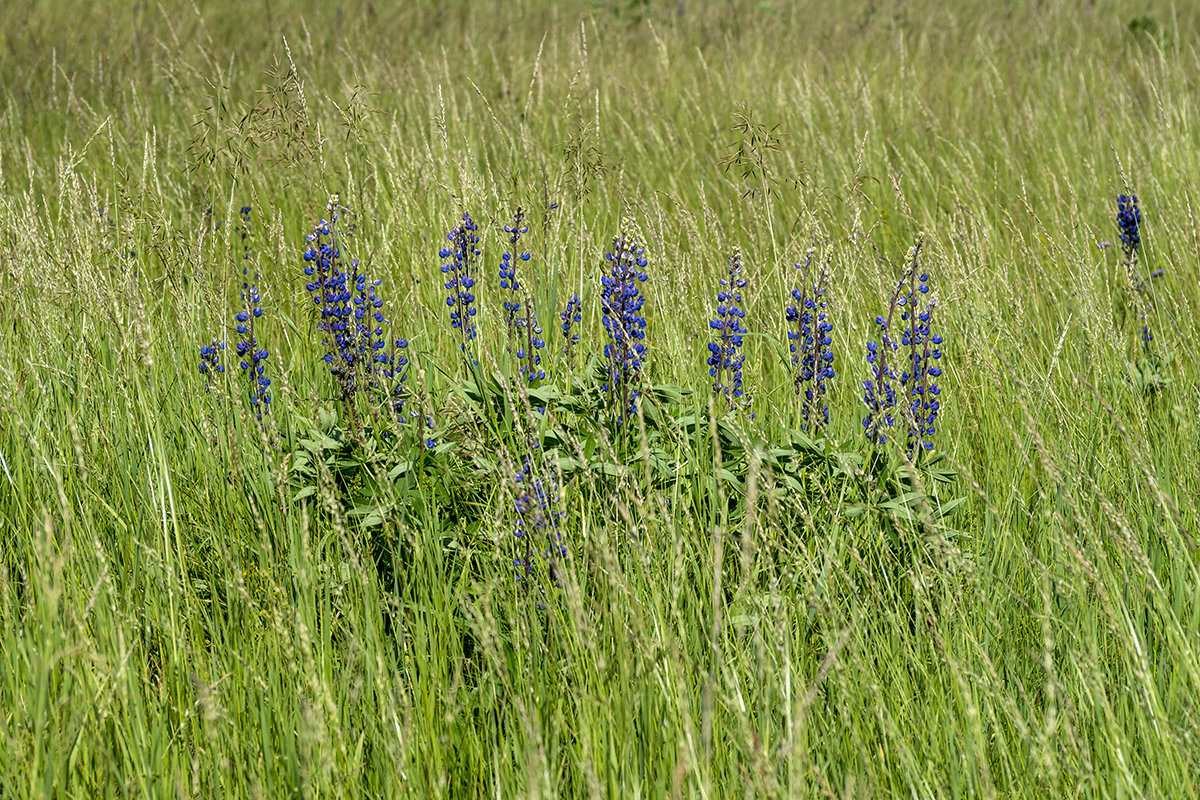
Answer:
(2, 1, 1199, 796)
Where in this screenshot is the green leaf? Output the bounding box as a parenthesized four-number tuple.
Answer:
(649, 383, 690, 403)
(789, 430, 821, 454)
(716, 467, 740, 484)
(552, 455, 585, 476)
(881, 491, 927, 509)
(594, 462, 627, 478)
(292, 486, 317, 502)
(934, 496, 968, 519)
(780, 474, 805, 494)
(387, 460, 414, 480)
(350, 504, 386, 524)
(925, 467, 958, 484)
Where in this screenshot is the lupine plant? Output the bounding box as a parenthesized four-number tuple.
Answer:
(1112, 193, 1171, 395)
(441, 212, 481, 359)
(303, 206, 365, 409)
(786, 251, 834, 432)
(707, 248, 749, 413)
(303, 204, 353, 398)
(1116, 194, 1155, 353)
(512, 457, 566, 591)
(559, 293, 582, 368)
(600, 219, 650, 421)
(898, 270, 943, 454)
(863, 239, 943, 456)
(500, 209, 545, 384)
(234, 278, 271, 418)
(500, 209, 529, 333)
(302, 199, 410, 427)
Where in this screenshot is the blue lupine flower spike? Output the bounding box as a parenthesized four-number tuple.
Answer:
(559, 293, 582, 369)
(512, 458, 567, 591)
(501, 208, 545, 384)
(1116, 194, 1141, 263)
(387, 332, 411, 423)
(863, 236, 942, 457)
(786, 250, 834, 432)
(441, 212, 481, 358)
(500, 209, 527, 337)
(235, 283, 271, 418)
(708, 247, 750, 413)
(1116, 194, 1156, 356)
(600, 218, 649, 421)
(235, 205, 253, 262)
(199, 338, 226, 389)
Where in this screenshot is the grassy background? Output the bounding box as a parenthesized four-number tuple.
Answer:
(2, 0, 1200, 796)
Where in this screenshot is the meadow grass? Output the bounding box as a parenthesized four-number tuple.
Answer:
(2, 1, 1200, 797)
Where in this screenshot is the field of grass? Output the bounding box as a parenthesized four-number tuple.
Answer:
(3, 0, 1200, 797)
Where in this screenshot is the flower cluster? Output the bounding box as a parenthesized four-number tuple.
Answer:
(708, 248, 749, 411)
(862, 305, 899, 445)
(896, 272, 942, 453)
(302, 204, 360, 403)
(600, 219, 649, 418)
(512, 458, 566, 588)
(1117, 194, 1141, 262)
(441, 212, 480, 353)
(786, 252, 834, 431)
(235, 282, 271, 417)
(1140, 314, 1154, 352)
(199, 338, 226, 383)
(350, 271, 390, 394)
(559, 293, 582, 366)
(500, 209, 545, 383)
(862, 241, 942, 455)
(302, 199, 407, 422)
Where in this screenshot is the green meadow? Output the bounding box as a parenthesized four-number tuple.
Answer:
(2, 1, 1199, 796)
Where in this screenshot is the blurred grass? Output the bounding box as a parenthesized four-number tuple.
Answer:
(2, 0, 1200, 797)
